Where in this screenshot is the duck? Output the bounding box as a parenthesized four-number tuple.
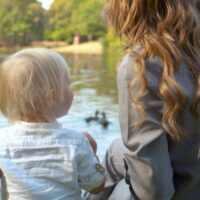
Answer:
(85, 110, 99, 123)
(99, 112, 110, 129)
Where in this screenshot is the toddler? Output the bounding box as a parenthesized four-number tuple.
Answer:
(0, 48, 105, 200)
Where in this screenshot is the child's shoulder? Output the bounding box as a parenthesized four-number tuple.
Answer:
(56, 127, 88, 145)
(0, 125, 13, 135)
(0, 125, 15, 145)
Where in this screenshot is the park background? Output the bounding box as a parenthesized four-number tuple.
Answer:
(0, 0, 124, 160)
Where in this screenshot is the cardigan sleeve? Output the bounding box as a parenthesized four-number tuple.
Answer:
(117, 55, 175, 200)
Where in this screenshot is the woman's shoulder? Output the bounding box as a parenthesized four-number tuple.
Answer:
(119, 54, 163, 90)
(120, 53, 196, 98)
(118, 54, 135, 81)
(120, 53, 163, 71)
(0, 126, 12, 141)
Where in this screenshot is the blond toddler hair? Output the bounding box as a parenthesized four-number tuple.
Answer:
(0, 48, 70, 122)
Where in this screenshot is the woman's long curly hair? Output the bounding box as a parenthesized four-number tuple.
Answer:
(104, 0, 200, 141)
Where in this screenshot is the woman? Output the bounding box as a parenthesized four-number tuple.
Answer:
(87, 0, 200, 200)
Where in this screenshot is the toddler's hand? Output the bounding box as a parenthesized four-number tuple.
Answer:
(82, 131, 97, 154)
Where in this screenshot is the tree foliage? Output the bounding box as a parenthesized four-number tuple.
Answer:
(44, 0, 75, 41)
(71, 0, 106, 40)
(45, 0, 106, 41)
(0, 0, 45, 45)
(0, 0, 106, 44)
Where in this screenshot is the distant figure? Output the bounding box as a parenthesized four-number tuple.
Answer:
(85, 110, 99, 123)
(0, 48, 105, 200)
(73, 32, 81, 45)
(99, 112, 110, 129)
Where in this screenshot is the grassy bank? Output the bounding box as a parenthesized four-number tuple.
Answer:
(53, 41, 103, 55)
(0, 41, 103, 55)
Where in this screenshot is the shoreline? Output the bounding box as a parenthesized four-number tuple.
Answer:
(0, 41, 103, 55)
(53, 41, 103, 55)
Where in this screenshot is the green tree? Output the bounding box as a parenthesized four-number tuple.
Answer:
(44, 0, 75, 41)
(71, 0, 106, 40)
(0, 0, 45, 45)
(45, 0, 106, 42)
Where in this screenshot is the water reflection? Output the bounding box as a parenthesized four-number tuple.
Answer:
(66, 53, 118, 102)
(60, 53, 121, 159)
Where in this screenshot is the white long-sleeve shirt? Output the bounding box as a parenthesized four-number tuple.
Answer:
(0, 121, 104, 200)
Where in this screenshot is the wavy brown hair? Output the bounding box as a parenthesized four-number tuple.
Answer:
(104, 0, 200, 141)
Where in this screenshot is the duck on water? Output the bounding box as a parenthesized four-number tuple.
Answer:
(85, 110, 110, 129)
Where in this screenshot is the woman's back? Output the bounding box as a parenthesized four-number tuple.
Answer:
(148, 59, 200, 200)
(158, 60, 200, 200)
(118, 54, 200, 200)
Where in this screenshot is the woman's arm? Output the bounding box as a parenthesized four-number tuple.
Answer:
(117, 55, 175, 200)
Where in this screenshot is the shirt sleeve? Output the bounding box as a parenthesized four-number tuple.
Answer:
(117, 55, 175, 200)
(76, 135, 105, 192)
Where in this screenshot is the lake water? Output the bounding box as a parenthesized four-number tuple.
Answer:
(0, 52, 122, 161)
